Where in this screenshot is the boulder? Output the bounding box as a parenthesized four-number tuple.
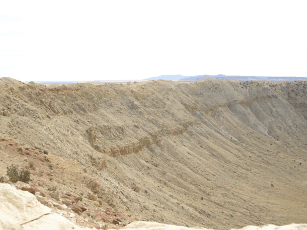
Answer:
(0, 183, 93, 230)
(0, 212, 25, 230)
(64, 192, 81, 202)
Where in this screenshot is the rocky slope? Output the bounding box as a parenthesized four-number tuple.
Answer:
(3, 183, 306, 230)
(0, 77, 307, 229)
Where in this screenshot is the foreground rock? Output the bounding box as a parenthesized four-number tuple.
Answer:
(0, 183, 92, 230)
(121, 221, 307, 230)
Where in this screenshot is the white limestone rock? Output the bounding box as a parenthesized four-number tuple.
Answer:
(121, 221, 307, 230)
(0, 183, 93, 230)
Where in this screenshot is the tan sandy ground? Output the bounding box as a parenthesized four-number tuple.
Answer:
(0, 77, 307, 229)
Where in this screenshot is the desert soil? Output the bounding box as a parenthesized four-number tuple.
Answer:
(0, 77, 307, 229)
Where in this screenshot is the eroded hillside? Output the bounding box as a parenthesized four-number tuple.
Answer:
(0, 77, 307, 229)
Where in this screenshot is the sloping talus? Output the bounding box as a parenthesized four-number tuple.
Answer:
(0, 77, 307, 229)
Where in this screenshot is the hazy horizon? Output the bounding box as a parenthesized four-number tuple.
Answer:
(1, 1, 307, 82)
(6, 74, 307, 84)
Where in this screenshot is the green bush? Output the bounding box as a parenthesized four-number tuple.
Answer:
(6, 164, 31, 183)
(19, 168, 31, 183)
(7, 165, 19, 183)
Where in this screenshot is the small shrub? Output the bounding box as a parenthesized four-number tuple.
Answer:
(7, 165, 19, 183)
(29, 162, 34, 168)
(6, 165, 31, 183)
(19, 168, 31, 183)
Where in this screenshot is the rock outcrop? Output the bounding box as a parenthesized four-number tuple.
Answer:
(0, 183, 91, 230)
(120, 221, 307, 230)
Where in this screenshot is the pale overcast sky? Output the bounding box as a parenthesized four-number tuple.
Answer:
(0, 0, 306, 82)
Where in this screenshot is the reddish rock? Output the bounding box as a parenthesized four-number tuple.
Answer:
(37, 181, 43, 186)
(91, 223, 101, 229)
(45, 172, 53, 176)
(61, 194, 70, 199)
(74, 196, 82, 202)
(38, 189, 47, 197)
(112, 218, 122, 225)
(79, 205, 87, 212)
(21, 186, 38, 195)
(65, 192, 81, 202)
(69, 204, 82, 215)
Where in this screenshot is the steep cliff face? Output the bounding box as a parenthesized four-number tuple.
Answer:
(0, 77, 306, 229)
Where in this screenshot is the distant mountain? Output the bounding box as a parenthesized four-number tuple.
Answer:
(180, 74, 227, 81)
(24, 76, 307, 85)
(145, 75, 307, 82)
(24, 80, 131, 84)
(144, 75, 185, 81)
(265, 77, 307, 81)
